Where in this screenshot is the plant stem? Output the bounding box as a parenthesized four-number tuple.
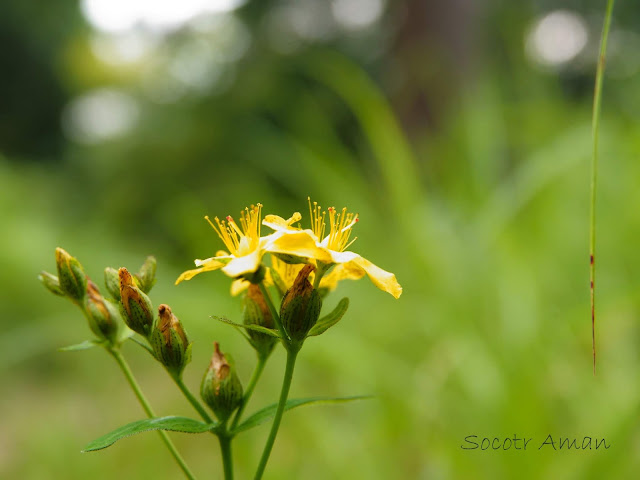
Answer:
(590, 0, 615, 375)
(313, 263, 329, 290)
(173, 375, 214, 424)
(253, 348, 298, 480)
(219, 433, 234, 480)
(231, 353, 268, 431)
(107, 347, 197, 480)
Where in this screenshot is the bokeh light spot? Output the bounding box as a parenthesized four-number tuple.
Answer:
(526, 10, 588, 68)
(62, 89, 139, 144)
(81, 0, 246, 34)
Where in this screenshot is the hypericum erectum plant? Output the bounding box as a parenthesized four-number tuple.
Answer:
(40, 198, 401, 479)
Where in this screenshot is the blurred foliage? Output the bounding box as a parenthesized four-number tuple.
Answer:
(2, 0, 640, 479)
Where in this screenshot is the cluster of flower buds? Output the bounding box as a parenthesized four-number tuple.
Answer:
(39, 248, 122, 344)
(201, 342, 243, 422)
(117, 265, 192, 377)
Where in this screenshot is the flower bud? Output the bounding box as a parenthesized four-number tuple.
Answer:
(201, 343, 243, 422)
(280, 264, 322, 342)
(104, 267, 121, 301)
(119, 267, 154, 337)
(55, 247, 87, 303)
(39, 271, 65, 296)
(150, 304, 192, 377)
(135, 256, 157, 293)
(84, 280, 120, 342)
(243, 284, 277, 357)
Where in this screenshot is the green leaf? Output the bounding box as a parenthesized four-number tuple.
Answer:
(212, 316, 281, 338)
(83, 416, 216, 452)
(58, 340, 103, 352)
(308, 298, 349, 337)
(232, 395, 371, 435)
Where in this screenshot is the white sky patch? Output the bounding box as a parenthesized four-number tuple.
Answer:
(331, 0, 385, 30)
(62, 89, 139, 144)
(81, 0, 246, 34)
(526, 10, 588, 68)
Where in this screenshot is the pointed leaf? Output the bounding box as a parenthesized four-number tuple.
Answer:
(308, 298, 349, 337)
(232, 395, 371, 435)
(58, 340, 103, 352)
(212, 316, 281, 338)
(128, 336, 155, 357)
(83, 416, 216, 452)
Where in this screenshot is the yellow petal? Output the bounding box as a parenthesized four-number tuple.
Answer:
(328, 250, 402, 299)
(263, 212, 302, 232)
(351, 255, 402, 299)
(175, 258, 225, 284)
(263, 215, 295, 232)
(221, 249, 263, 277)
(230, 273, 275, 296)
(230, 278, 250, 296)
(267, 231, 332, 263)
(320, 262, 365, 290)
(195, 253, 232, 267)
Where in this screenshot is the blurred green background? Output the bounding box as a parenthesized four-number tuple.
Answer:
(2, 0, 640, 478)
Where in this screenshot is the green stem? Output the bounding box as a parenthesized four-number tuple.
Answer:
(173, 375, 214, 424)
(590, 0, 615, 375)
(258, 282, 287, 340)
(253, 348, 298, 480)
(313, 263, 329, 290)
(107, 348, 197, 480)
(231, 353, 268, 431)
(219, 433, 234, 480)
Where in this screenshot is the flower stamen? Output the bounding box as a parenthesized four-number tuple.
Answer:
(204, 204, 263, 256)
(326, 206, 359, 252)
(308, 197, 326, 241)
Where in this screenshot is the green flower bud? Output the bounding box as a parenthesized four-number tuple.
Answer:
(150, 304, 192, 377)
(119, 267, 154, 337)
(55, 247, 87, 303)
(201, 343, 243, 422)
(280, 264, 322, 342)
(84, 280, 120, 343)
(39, 271, 65, 296)
(135, 256, 157, 293)
(104, 267, 121, 301)
(243, 284, 277, 357)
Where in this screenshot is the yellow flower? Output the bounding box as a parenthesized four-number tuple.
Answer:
(263, 198, 402, 299)
(176, 204, 329, 285)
